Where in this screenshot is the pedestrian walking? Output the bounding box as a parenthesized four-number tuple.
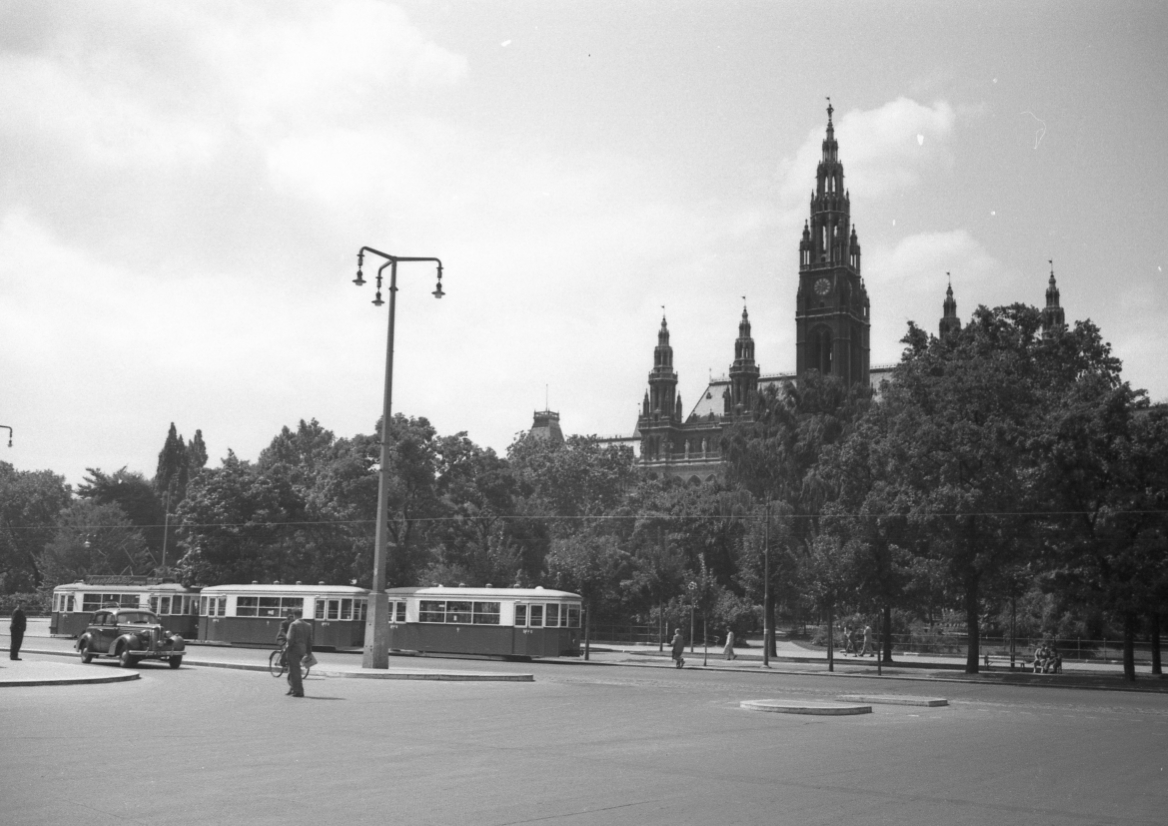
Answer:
(284, 609, 313, 697)
(9, 605, 26, 660)
(861, 625, 873, 657)
(670, 629, 685, 668)
(723, 629, 736, 661)
(842, 625, 854, 656)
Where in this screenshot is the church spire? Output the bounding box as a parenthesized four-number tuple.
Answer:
(939, 272, 961, 339)
(646, 314, 679, 420)
(796, 98, 870, 387)
(726, 302, 760, 416)
(1042, 259, 1066, 333)
(800, 99, 859, 274)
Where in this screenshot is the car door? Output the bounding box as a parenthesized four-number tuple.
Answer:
(97, 612, 119, 653)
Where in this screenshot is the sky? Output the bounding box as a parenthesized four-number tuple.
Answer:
(2, 1, 1166, 487)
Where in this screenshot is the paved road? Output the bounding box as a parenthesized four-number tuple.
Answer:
(4, 647, 1167, 825)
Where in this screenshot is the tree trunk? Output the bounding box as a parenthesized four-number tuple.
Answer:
(1122, 611, 1136, 682)
(658, 599, 663, 653)
(964, 573, 980, 674)
(881, 604, 893, 664)
(827, 603, 834, 672)
(1151, 612, 1161, 676)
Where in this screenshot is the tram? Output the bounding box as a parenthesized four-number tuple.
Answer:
(197, 583, 370, 649)
(51, 577, 200, 639)
(385, 585, 582, 658)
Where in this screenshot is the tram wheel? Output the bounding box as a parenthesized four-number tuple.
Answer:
(268, 649, 286, 678)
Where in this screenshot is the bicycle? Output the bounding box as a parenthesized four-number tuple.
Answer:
(268, 646, 311, 680)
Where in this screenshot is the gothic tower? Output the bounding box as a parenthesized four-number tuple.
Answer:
(725, 305, 760, 415)
(1042, 260, 1066, 334)
(795, 101, 870, 385)
(939, 274, 962, 339)
(639, 315, 682, 461)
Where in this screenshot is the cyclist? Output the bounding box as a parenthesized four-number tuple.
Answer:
(275, 610, 294, 667)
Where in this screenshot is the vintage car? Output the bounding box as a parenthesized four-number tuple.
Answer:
(77, 607, 186, 668)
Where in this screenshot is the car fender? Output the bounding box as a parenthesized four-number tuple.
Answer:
(77, 634, 93, 653)
(170, 636, 186, 652)
(111, 634, 143, 655)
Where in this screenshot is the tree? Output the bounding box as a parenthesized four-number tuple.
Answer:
(154, 422, 189, 505)
(722, 371, 873, 651)
(545, 532, 630, 659)
(173, 450, 295, 585)
(39, 500, 151, 586)
(877, 306, 1124, 673)
(77, 467, 166, 565)
(188, 430, 209, 478)
(0, 462, 71, 592)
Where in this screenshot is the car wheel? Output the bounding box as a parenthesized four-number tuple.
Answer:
(79, 641, 94, 664)
(118, 645, 137, 668)
(169, 656, 182, 669)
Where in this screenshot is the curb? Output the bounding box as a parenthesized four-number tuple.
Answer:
(0, 671, 141, 688)
(20, 647, 533, 682)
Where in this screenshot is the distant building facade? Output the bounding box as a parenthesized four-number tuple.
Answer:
(630, 103, 1069, 483)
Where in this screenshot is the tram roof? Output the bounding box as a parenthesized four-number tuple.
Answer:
(199, 583, 370, 595)
(54, 580, 197, 592)
(386, 586, 582, 600)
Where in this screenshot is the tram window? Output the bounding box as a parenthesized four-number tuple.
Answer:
(446, 601, 472, 624)
(515, 604, 527, 626)
(156, 596, 171, 615)
(338, 599, 354, 620)
(473, 602, 501, 625)
(258, 597, 282, 617)
(529, 605, 544, 627)
(237, 597, 258, 617)
(419, 600, 445, 623)
(568, 606, 580, 627)
(546, 604, 559, 627)
(83, 593, 137, 612)
(391, 601, 402, 622)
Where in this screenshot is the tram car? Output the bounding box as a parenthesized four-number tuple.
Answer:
(385, 585, 582, 658)
(198, 583, 370, 649)
(50, 576, 200, 639)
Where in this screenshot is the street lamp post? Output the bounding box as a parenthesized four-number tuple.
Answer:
(763, 502, 770, 668)
(354, 246, 444, 670)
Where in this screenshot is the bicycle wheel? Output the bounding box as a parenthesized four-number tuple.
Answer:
(268, 649, 286, 678)
(300, 658, 311, 680)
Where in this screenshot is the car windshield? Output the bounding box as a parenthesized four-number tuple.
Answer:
(119, 613, 156, 624)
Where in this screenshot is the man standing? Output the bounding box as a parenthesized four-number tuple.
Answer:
(670, 628, 685, 668)
(9, 605, 26, 660)
(284, 609, 313, 697)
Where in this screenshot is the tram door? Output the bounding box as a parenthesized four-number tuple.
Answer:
(513, 603, 536, 656)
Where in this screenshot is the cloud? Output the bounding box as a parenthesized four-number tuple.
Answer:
(863, 229, 1020, 364)
(776, 97, 958, 213)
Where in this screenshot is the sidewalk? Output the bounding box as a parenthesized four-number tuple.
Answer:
(575, 639, 1168, 694)
(0, 658, 141, 687)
